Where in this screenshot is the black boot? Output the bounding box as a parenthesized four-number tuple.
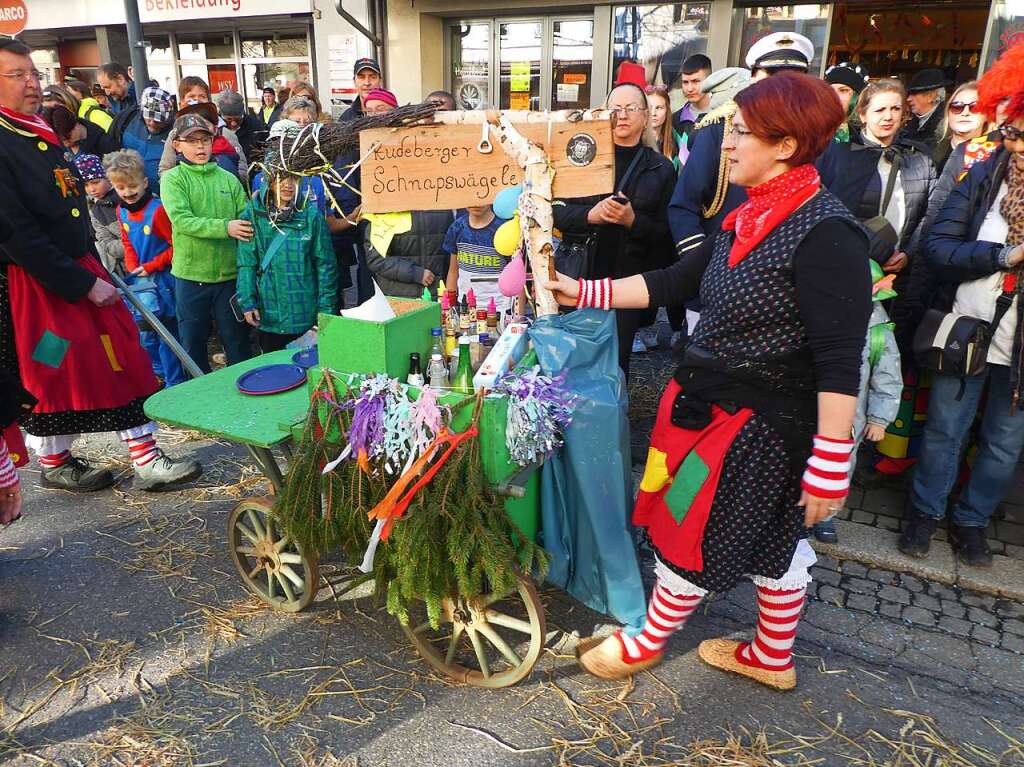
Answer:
(898, 509, 939, 558)
(951, 525, 993, 568)
(812, 518, 839, 543)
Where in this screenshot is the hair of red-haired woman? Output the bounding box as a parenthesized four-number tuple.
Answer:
(733, 71, 845, 166)
(978, 42, 1024, 121)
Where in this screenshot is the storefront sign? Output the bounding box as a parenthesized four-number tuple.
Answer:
(359, 119, 613, 213)
(139, 0, 312, 23)
(556, 83, 579, 103)
(328, 33, 358, 96)
(510, 62, 532, 92)
(0, 0, 27, 36)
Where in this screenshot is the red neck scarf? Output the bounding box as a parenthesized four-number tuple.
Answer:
(0, 105, 61, 147)
(722, 163, 821, 267)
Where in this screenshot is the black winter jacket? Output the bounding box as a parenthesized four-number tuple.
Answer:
(553, 144, 676, 279)
(924, 148, 1011, 303)
(817, 138, 935, 262)
(363, 210, 454, 298)
(0, 116, 98, 302)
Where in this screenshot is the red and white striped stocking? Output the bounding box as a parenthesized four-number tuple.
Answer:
(736, 584, 807, 671)
(617, 580, 703, 663)
(124, 434, 160, 468)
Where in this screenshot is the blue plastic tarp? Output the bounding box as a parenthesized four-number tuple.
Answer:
(530, 309, 647, 632)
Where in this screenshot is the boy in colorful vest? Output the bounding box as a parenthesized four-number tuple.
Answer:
(103, 149, 186, 387)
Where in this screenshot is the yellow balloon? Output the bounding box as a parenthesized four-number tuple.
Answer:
(493, 216, 521, 257)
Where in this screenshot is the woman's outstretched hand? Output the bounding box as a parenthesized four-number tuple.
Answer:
(543, 271, 580, 307)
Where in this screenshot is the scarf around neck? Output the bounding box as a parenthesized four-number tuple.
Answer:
(0, 105, 60, 146)
(1001, 157, 1024, 247)
(722, 163, 821, 267)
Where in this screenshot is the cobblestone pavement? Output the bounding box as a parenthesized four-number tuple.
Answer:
(0, 430, 1021, 765)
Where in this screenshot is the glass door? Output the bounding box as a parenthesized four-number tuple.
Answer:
(451, 22, 491, 110)
(499, 21, 543, 110)
(551, 19, 594, 110)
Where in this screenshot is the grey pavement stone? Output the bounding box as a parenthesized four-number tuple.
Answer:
(1002, 633, 1024, 653)
(812, 568, 841, 587)
(997, 601, 1024, 619)
(1006, 543, 1024, 560)
(878, 585, 911, 605)
(996, 521, 1024, 546)
(940, 599, 965, 618)
(815, 554, 839, 571)
(900, 574, 925, 593)
(844, 577, 878, 595)
(879, 601, 903, 619)
(868, 568, 896, 583)
(913, 593, 941, 612)
(973, 625, 1001, 646)
(1001, 618, 1024, 636)
(968, 606, 1000, 628)
(929, 582, 960, 600)
(862, 487, 906, 518)
(841, 561, 869, 577)
(938, 616, 972, 637)
(851, 510, 877, 525)
(816, 585, 845, 607)
(875, 516, 901, 532)
(847, 594, 878, 614)
(903, 606, 936, 627)
(963, 594, 997, 610)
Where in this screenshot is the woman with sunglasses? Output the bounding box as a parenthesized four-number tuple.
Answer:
(933, 82, 987, 174)
(552, 81, 676, 376)
(900, 76, 1024, 569)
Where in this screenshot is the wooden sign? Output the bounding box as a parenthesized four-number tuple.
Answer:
(359, 118, 614, 213)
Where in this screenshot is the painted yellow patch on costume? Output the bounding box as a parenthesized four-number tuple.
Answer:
(639, 447, 671, 493)
(100, 334, 124, 372)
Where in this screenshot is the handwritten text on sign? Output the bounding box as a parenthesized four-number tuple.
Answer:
(359, 120, 614, 213)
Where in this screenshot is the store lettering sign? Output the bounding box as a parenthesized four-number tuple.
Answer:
(0, 0, 27, 36)
(140, 0, 311, 22)
(359, 119, 614, 213)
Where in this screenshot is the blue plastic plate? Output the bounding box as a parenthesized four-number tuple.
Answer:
(291, 347, 319, 369)
(236, 363, 307, 396)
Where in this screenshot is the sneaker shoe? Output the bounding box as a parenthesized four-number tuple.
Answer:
(897, 509, 939, 558)
(812, 518, 839, 544)
(631, 337, 647, 354)
(950, 525, 993, 568)
(40, 456, 115, 492)
(639, 328, 659, 350)
(134, 452, 203, 491)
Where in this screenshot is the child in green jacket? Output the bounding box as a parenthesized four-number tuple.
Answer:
(237, 170, 338, 352)
(161, 113, 252, 373)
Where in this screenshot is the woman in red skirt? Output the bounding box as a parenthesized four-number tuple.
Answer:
(546, 73, 871, 690)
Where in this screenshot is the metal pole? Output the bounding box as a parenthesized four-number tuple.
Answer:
(122, 0, 150, 88)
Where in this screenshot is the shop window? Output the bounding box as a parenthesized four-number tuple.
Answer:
(986, 0, 1024, 70)
(552, 20, 594, 109)
(731, 4, 829, 75)
(613, 4, 711, 90)
(145, 36, 175, 94)
(499, 21, 542, 110)
(240, 32, 309, 59)
(177, 31, 235, 61)
(451, 23, 491, 109)
(30, 48, 60, 89)
(243, 62, 312, 112)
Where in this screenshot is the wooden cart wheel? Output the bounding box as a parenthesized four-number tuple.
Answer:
(228, 497, 319, 613)
(402, 575, 545, 688)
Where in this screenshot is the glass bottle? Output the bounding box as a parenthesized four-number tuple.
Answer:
(452, 336, 475, 394)
(407, 352, 424, 387)
(428, 353, 448, 391)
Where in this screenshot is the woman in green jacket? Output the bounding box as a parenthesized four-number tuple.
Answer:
(237, 171, 339, 352)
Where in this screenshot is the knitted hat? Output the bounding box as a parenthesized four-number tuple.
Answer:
(217, 90, 246, 118)
(825, 62, 870, 93)
(364, 88, 398, 108)
(701, 67, 752, 111)
(140, 86, 174, 123)
(73, 153, 106, 182)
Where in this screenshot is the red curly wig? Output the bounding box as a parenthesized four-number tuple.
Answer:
(977, 41, 1024, 121)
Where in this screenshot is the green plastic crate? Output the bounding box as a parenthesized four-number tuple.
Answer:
(317, 298, 441, 379)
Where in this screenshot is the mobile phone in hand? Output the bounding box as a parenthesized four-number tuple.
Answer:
(611, 194, 628, 204)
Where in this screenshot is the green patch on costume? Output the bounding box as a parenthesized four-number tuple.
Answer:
(663, 450, 709, 525)
(31, 330, 69, 369)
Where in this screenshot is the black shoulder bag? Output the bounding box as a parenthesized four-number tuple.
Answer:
(862, 150, 902, 250)
(913, 273, 1017, 378)
(556, 148, 646, 279)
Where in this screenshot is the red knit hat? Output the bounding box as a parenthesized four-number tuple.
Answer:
(364, 88, 398, 108)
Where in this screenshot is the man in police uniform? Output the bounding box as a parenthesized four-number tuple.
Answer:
(667, 33, 816, 263)
(0, 38, 200, 493)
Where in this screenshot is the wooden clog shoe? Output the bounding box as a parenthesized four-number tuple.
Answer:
(576, 633, 663, 679)
(697, 638, 796, 691)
